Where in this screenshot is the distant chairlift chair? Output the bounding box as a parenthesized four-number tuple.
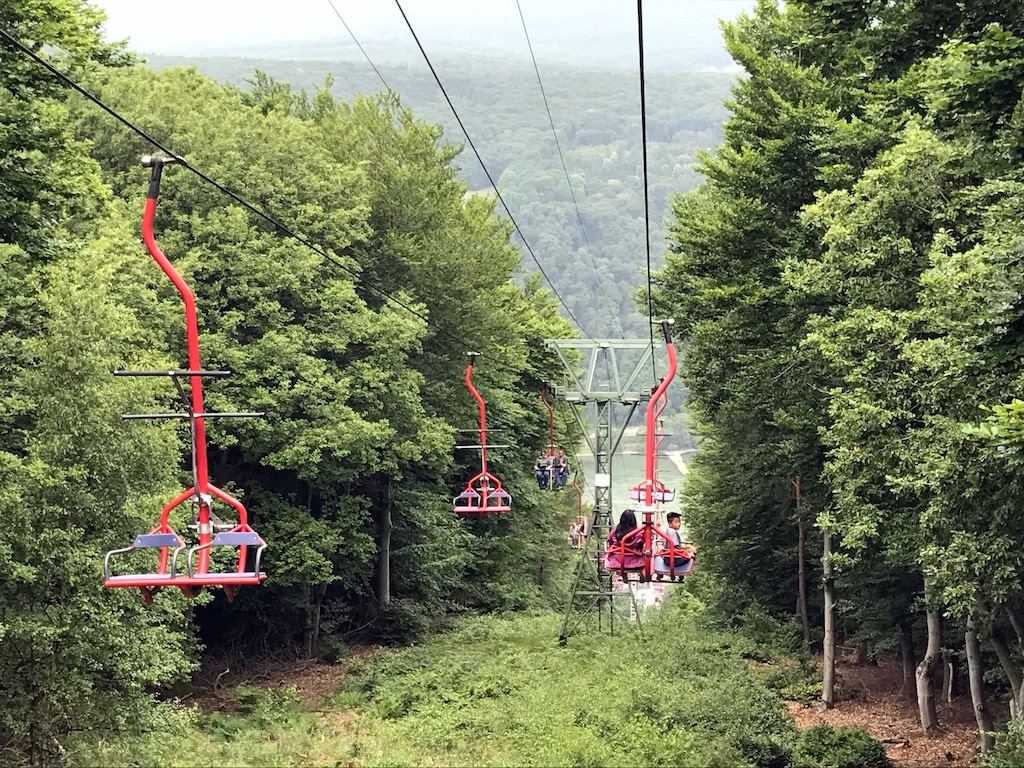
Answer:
(453, 353, 512, 515)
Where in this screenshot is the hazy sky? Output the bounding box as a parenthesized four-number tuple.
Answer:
(93, 0, 754, 67)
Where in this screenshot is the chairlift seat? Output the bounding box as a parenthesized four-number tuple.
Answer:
(653, 553, 695, 577)
(628, 480, 675, 503)
(453, 471, 511, 515)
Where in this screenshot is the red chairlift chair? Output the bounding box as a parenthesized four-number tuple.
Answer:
(606, 320, 696, 583)
(453, 353, 512, 515)
(103, 156, 267, 603)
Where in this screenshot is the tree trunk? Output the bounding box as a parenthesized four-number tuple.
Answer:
(941, 650, 954, 705)
(377, 478, 393, 612)
(916, 577, 941, 733)
(303, 582, 313, 658)
(851, 641, 869, 665)
(1009, 606, 1024, 648)
(990, 625, 1022, 714)
(308, 582, 327, 658)
(796, 478, 810, 654)
(966, 608, 995, 753)
(899, 623, 917, 702)
(821, 530, 835, 709)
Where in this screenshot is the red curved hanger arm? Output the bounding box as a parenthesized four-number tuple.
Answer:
(465, 353, 487, 472)
(644, 322, 677, 506)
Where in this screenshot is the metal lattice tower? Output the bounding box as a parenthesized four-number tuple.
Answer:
(546, 339, 655, 644)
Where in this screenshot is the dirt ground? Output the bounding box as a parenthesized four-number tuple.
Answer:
(187, 647, 381, 712)
(786, 660, 980, 768)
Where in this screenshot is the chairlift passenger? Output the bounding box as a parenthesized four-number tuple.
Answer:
(654, 512, 695, 581)
(534, 453, 550, 490)
(604, 509, 644, 571)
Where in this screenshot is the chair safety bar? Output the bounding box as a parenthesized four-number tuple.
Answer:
(604, 512, 695, 583)
(180, 528, 267, 579)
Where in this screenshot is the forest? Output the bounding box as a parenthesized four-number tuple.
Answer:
(5, 0, 1024, 766)
(139, 51, 736, 341)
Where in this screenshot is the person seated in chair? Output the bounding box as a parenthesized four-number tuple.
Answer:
(534, 454, 550, 490)
(654, 512, 694, 580)
(604, 509, 645, 571)
(553, 449, 569, 490)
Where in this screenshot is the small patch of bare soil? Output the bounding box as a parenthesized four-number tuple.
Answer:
(188, 645, 384, 713)
(786, 660, 979, 768)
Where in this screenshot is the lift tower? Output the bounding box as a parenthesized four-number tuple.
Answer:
(545, 338, 656, 644)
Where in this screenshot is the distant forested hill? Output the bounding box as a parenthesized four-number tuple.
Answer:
(143, 52, 737, 338)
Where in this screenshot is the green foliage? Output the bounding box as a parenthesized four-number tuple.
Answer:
(85, 610, 892, 767)
(792, 724, 889, 768)
(652, 0, 1024, 724)
(0, 3, 199, 760)
(144, 52, 736, 343)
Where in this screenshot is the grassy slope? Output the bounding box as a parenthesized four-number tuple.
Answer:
(77, 596, 886, 768)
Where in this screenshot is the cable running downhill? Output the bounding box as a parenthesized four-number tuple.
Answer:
(393, 0, 595, 341)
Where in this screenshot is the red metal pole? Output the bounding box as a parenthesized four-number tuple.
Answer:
(465, 354, 487, 473)
(644, 322, 677, 507)
(653, 392, 668, 485)
(142, 159, 213, 573)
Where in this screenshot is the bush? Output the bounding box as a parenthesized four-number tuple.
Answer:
(735, 605, 804, 658)
(792, 724, 889, 768)
(984, 716, 1024, 767)
(779, 680, 823, 705)
(374, 598, 432, 645)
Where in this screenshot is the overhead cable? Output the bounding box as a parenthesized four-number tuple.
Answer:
(514, 0, 623, 338)
(324, 0, 392, 91)
(0, 25, 514, 370)
(393, 0, 595, 341)
(636, 0, 658, 382)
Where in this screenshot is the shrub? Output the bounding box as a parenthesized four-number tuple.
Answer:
(984, 716, 1024, 766)
(792, 723, 889, 768)
(779, 681, 824, 705)
(374, 598, 432, 645)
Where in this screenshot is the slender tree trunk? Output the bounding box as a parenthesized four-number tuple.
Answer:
(795, 477, 810, 654)
(990, 625, 1022, 715)
(966, 606, 995, 753)
(797, 526, 811, 652)
(916, 577, 941, 733)
(1005, 607, 1024, 715)
(942, 650, 954, 705)
(899, 623, 917, 702)
(309, 582, 327, 658)
(1008, 606, 1024, 648)
(303, 582, 313, 658)
(377, 479, 393, 612)
(821, 530, 835, 709)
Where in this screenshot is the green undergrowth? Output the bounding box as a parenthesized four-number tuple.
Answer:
(71, 598, 888, 767)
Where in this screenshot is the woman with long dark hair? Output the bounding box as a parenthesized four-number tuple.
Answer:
(604, 509, 644, 571)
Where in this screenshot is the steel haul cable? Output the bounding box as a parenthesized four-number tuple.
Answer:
(636, 0, 658, 382)
(514, 0, 623, 339)
(393, 0, 595, 341)
(0, 25, 524, 373)
(324, 0, 391, 92)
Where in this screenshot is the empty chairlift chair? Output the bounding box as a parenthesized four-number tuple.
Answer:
(453, 353, 512, 515)
(102, 156, 267, 603)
